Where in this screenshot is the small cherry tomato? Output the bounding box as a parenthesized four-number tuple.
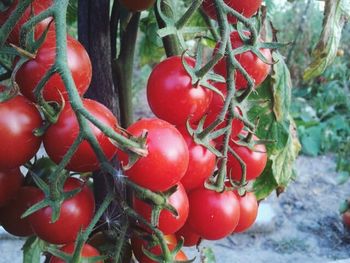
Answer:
(49, 243, 102, 263)
(133, 183, 189, 235)
(117, 118, 189, 192)
(233, 191, 259, 233)
(175, 222, 201, 247)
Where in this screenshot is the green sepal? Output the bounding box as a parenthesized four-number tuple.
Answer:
(21, 199, 49, 219)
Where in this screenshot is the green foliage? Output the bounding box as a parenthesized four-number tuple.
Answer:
(249, 51, 301, 200)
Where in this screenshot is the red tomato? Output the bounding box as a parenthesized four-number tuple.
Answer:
(120, 0, 156, 11)
(147, 56, 213, 126)
(202, 0, 262, 24)
(175, 222, 201, 247)
(0, 93, 42, 169)
(213, 31, 271, 90)
(177, 126, 216, 191)
(343, 211, 350, 229)
(16, 32, 92, 102)
(187, 188, 240, 240)
(0, 186, 39, 237)
(49, 243, 102, 263)
(117, 118, 189, 192)
(28, 177, 95, 244)
(0, 0, 53, 45)
(227, 134, 267, 181)
(43, 99, 118, 172)
(233, 191, 258, 233)
(0, 168, 23, 207)
(133, 183, 189, 235)
(203, 82, 244, 148)
(131, 236, 187, 263)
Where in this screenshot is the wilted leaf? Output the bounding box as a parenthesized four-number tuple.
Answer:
(303, 0, 350, 80)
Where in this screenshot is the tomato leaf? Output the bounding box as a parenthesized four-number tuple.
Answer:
(22, 237, 46, 263)
(249, 51, 301, 200)
(303, 0, 350, 80)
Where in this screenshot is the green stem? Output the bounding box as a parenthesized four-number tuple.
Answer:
(175, 0, 203, 29)
(155, 0, 181, 57)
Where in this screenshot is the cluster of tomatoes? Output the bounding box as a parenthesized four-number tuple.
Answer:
(0, 0, 271, 262)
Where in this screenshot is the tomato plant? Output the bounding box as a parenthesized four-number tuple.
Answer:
(49, 243, 102, 263)
(120, 0, 156, 12)
(202, 0, 262, 24)
(233, 191, 258, 233)
(213, 31, 272, 90)
(117, 118, 189, 191)
(177, 126, 216, 191)
(0, 0, 53, 45)
(133, 183, 189, 235)
(147, 56, 213, 126)
(0, 93, 42, 169)
(187, 187, 240, 240)
(0, 186, 39, 237)
(43, 99, 118, 172)
(0, 168, 23, 207)
(227, 134, 267, 182)
(28, 177, 95, 244)
(16, 32, 92, 102)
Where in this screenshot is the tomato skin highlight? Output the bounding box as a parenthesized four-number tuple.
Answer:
(177, 126, 216, 192)
(175, 222, 201, 247)
(117, 118, 189, 192)
(0, 168, 24, 207)
(49, 243, 102, 263)
(120, 0, 156, 11)
(187, 188, 240, 240)
(0, 94, 42, 169)
(133, 183, 189, 235)
(0, 186, 39, 237)
(202, 0, 262, 24)
(233, 191, 259, 233)
(44, 99, 118, 173)
(16, 33, 92, 103)
(28, 177, 95, 244)
(213, 31, 271, 90)
(227, 134, 267, 181)
(147, 56, 213, 126)
(203, 82, 244, 148)
(0, 0, 54, 45)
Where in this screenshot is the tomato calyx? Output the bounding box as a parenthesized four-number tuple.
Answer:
(0, 83, 18, 102)
(22, 174, 82, 223)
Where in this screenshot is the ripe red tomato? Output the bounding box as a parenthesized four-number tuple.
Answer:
(177, 126, 216, 192)
(203, 82, 244, 148)
(0, 0, 53, 45)
(43, 99, 118, 172)
(343, 211, 350, 230)
(233, 191, 258, 233)
(117, 118, 189, 192)
(187, 187, 240, 240)
(213, 31, 271, 90)
(175, 222, 201, 247)
(227, 134, 267, 181)
(0, 168, 23, 207)
(202, 0, 262, 24)
(16, 32, 92, 102)
(147, 56, 213, 126)
(0, 186, 39, 237)
(49, 243, 102, 263)
(0, 93, 42, 169)
(120, 0, 156, 11)
(131, 236, 187, 263)
(28, 177, 95, 244)
(133, 183, 189, 235)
